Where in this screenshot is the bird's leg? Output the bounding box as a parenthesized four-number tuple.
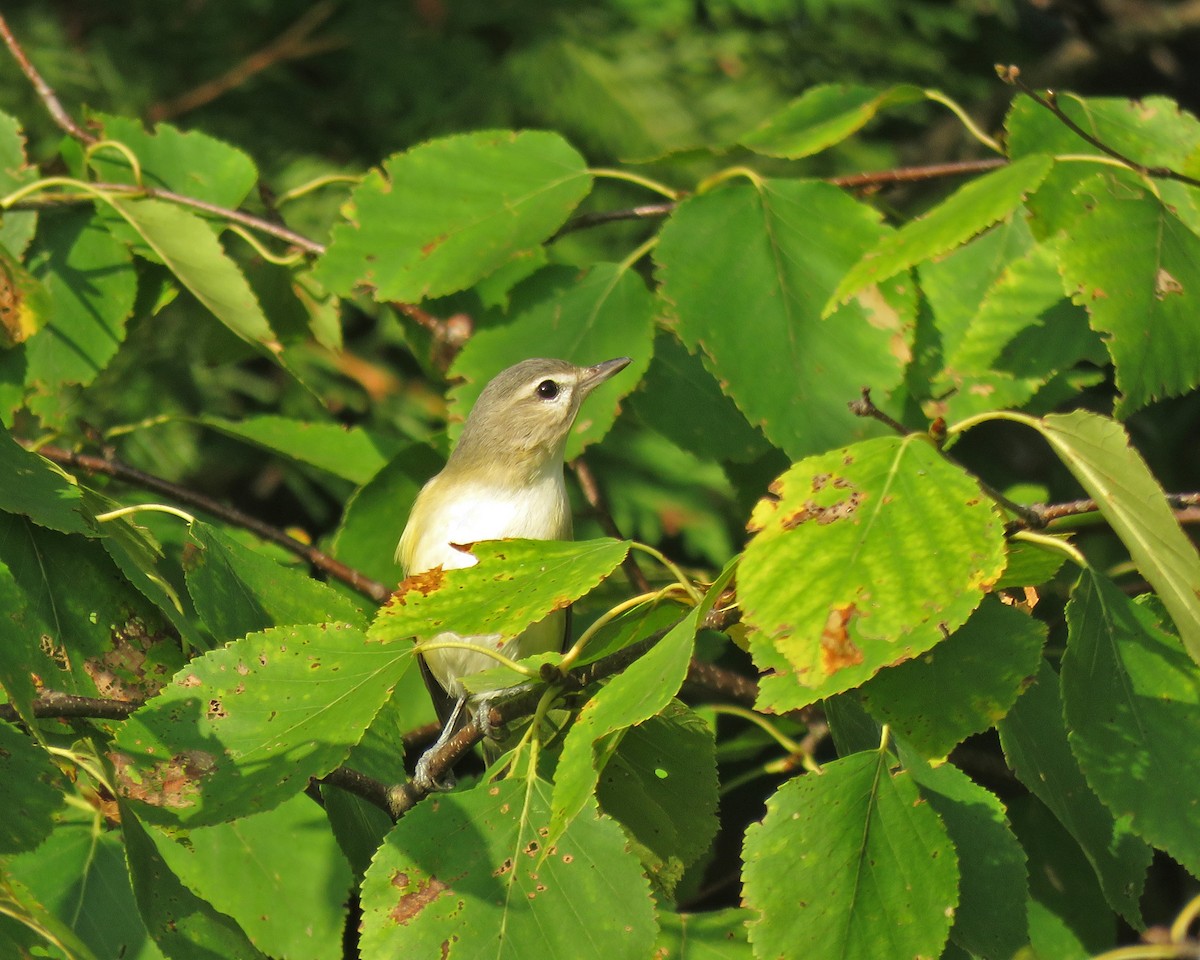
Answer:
(411, 697, 466, 793)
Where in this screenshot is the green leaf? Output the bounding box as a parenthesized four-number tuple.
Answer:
(184, 521, 367, 641)
(0, 432, 94, 535)
(1036, 409, 1200, 665)
(25, 210, 136, 400)
(150, 793, 351, 960)
(110, 623, 409, 826)
(1056, 171, 1200, 413)
(628, 332, 768, 464)
(0, 721, 64, 853)
(0, 512, 176, 716)
(315, 130, 592, 302)
(0, 873, 103, 960)
(903, 753, 1029, 960)
(997, 659, 1151, 923)
(654, 908, 754, 959)
(103, 195, 279, 351)
(1008, 795, 1117, 959)
(1062, 570, 1200, 877)
(368, 537, 629, 648)
(0, 112, 37, 258)
(740, 83, 925, 158)
(657, 179, 913, 459)
(742, 751, 959, 960)
(447, 263, 654, 460)
(859, 597, 1046, 758)
(92, 115, 258, 208)
(828, 154, 1055, 310)
(0, 425, 93, 536)
(122, 806, 269, 960)
(4, 817, 163, 960)
(595, 701, 719, 876)
(996, 535, 1068, 589)
(740, 434, 1006, 711)
(0, 239, 51, 349)
(360, 780, 656, 960)
(330, 442, 444, 585)
(549, 561, 734, 842)
(198, 414, 406, 485)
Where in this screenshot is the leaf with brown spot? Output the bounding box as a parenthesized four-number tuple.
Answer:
(368, 538, 628, 648)
(740, 434, 1005, 712)
(110, 623, 408, 826)
(360, 780, 656, 959)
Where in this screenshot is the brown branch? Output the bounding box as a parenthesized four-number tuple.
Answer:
(569, 457, 652, 594)
(0, 691, 141, 724)
(7, 182, 326, 256)
(827, 158, 1007, 190)
(553, 202, 676, 239)
(0, 14, 96, 145)
(848, 388, 1045, 529)
(998, 64, 1200, 189)
(34, 443, 390, 603)
(148, 3, 345, 123)
(1022, 493, 1200, 527)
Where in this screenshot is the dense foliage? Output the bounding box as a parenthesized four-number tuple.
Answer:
(1, 4, 1199, 959)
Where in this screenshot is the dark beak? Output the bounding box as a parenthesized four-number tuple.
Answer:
(579, 357, 631, 395)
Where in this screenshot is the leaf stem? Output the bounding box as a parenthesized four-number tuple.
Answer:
(924, 89, 1003, 154)
(93, 503, 196, 525)
(696, 165, 765, 194)
(558, 587, 684, 671)
(589, 168, 680, 200)
(1009, 529, 1088, 569)
(630, 541, 704, 604)
(617, 234, 658, 272)
(276, 173, 363, 205)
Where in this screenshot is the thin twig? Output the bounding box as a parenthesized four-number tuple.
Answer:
(149, 2, 344, 123)
(0, 14, 96, 145)
(570, 457, 652, 594)
(847, 387, 908, 436)
(827, 158, 1007, 190)
(8, 182, 326, 256)
(1024, 493, 1200, 527)
(35, 443, 390, 603)
(998, 64, 1200, 189)
(848, 389, 1045, 528)
(553, 202, 676, 239)
(0, 691, 141, 724)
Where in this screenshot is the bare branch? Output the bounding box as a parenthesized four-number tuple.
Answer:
(148, 2, 345, 123)
(35, 443, 391, 603)
(998, 64, 1200, 189)
(0, 14, 96, 145)
(0, 691, 140, 724)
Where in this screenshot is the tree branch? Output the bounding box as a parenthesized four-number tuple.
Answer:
(35, 443, 390, 603)
(7, 182, 326, 256)
(0, 13, 96, 145)
(0, 691, 140, 724)
(998, 64, 1200, 189)
(148, 2, 344, 123)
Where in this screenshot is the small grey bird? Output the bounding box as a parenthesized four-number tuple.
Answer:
(398, 356, 631, 787)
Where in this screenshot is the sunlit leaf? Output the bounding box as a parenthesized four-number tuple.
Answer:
(1057, 171, 1200, 413)
(740, 83, 925, 158)
(829, 154, 1054, 310)
(742, 750, 958, 960)
(740, 434, 1005, 711)
(315, 130, 591, 302)
(360, 780, 656, 960)
(657, 179, 912, 459)
(1036, 409, 1200, 665)
(110, 623, 409, 826)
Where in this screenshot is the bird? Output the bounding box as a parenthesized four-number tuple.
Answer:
(397, 356, 631, 788)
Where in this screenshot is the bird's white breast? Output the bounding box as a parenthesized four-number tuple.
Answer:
(400, 471, 571, 697)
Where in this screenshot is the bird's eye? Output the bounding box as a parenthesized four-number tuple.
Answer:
(536, 379, 560, 400)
